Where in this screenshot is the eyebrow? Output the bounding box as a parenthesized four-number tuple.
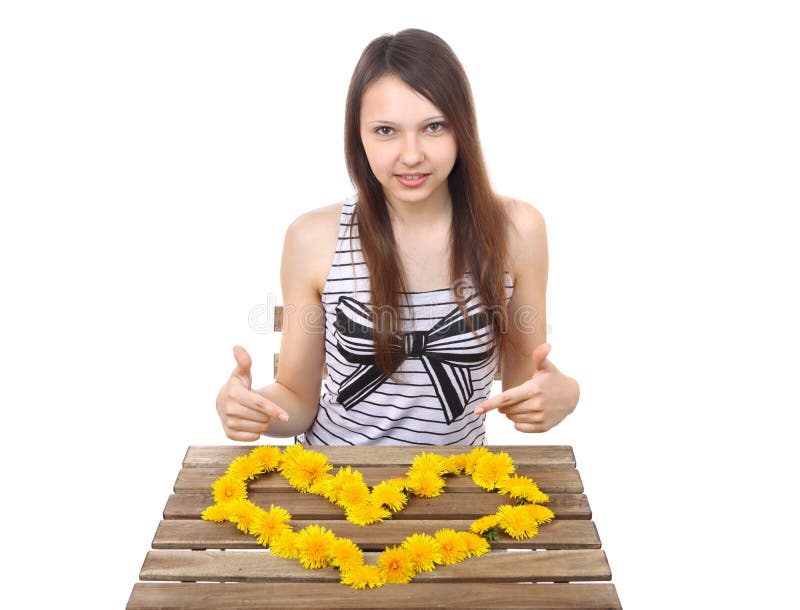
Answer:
(365, 115, 446, 126)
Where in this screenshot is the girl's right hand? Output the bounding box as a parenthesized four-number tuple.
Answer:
(216, 345, 290, 441)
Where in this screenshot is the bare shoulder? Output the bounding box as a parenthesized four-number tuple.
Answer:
(497, 195, 546, 240)
(496, 195, 548, 276)
(286, 201, 343, 240)
(282, 201, 343, 296)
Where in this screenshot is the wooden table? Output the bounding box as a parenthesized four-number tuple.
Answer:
(127, 445, 621, 609)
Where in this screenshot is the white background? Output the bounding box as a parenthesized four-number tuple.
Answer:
(2, 1, 798, 607)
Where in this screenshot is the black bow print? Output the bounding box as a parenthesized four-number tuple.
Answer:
(332, 294, 496, 423)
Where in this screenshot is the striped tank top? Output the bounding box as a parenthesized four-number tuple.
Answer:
(297, 194, 514, 447)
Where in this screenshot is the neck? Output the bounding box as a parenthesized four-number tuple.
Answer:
(384, 191, 453, 231)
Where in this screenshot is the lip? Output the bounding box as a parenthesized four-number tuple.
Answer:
(395, 173, 430, 187)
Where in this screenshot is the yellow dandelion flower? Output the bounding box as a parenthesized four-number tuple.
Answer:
(330, 537, 364, 571)
(345, 502, 390, 526)
(340, 564, 386, 590)
(459, 532, 490, 558)
(497, 475, 549, 504)
(296, 524, 337, 569)
(497, 475, 534, 498)
(313, 474, 343, 504)
(308, 473, 336, 496)
(282, 450, 332, 492)
(335, 466, 366, 487)
(401, 533, 442, 572)
(252, 504, 292, 546)
(320, 466, 364, 504)
(277, 443, 316, 474)
(496, 504, 539, 540)
(407, 451, 449, 477)
(405, 470, 445, 498)
(388, 477, 409, 489)
(370, 480, 408, 512)
(296, 450, 332, 479)
(444, 453, 469, 474)
(200, 503, 228, 523)
(434, 528, 469, 565)
(277, 443, 306, 468)
(269, 529, 300, 559)
(211, 474, 247, 504)
(337, 480, 371, 508)
(522, 503, 555, 525)
(225, 499, 262, 534)
(464, 446, 490, 475)
(525, 486, 549, 505)
(377, 545, 416, 583)
(227, 453, 264, 480)
(249, 445, 282, 472)
(471, 451, 515, 490)
(469, 514, 500, 534)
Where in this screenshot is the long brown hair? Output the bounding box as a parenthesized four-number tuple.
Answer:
(343, 28, 511, 377)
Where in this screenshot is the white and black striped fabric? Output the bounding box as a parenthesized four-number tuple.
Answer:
(297, 194, 514, 446)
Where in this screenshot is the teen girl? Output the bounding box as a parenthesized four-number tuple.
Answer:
(216, 29, 580, 445)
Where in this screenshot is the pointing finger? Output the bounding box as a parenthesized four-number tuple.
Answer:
(250, 388, 290, 422)
(474, 385, 530, 414)
(498, 401, 543, 416)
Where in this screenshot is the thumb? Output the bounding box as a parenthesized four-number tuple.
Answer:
(231, 345, 253, 387)
(532, 342, 552, 372)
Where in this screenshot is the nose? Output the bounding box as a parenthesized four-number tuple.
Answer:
(399, 133, 424, 166)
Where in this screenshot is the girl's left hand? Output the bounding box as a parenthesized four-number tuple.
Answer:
(473, 343, 579, 433)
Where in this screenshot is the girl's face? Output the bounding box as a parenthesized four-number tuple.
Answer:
(359, 75, 458, 210)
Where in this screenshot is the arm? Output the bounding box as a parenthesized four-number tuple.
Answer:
(255, 208, 331, 438)
(474, 198, 579, 432)
(501, 199, 550, 390)
(216, 205, 339, 441)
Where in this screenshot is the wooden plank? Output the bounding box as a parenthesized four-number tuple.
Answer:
(128, 582, 621, 609)
(163, 492, 591, 521)
(152, 519, 600, 551)
(140, 549, 612, 583)
(183, 445, 576, 468)
(174, 465, 584, 494)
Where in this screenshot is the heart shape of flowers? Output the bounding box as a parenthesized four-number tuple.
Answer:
(201, 444, 555, 589)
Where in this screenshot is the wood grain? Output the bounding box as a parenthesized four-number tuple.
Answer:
(128, 445, 620, 609)
(152, 519, 601, 551)
(139, 549, 612, 583)
(163, 492, 591, 520)
(128, 582, 621, 609)
(174, 465, 584, 494)
(183, 445, 576, 468)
